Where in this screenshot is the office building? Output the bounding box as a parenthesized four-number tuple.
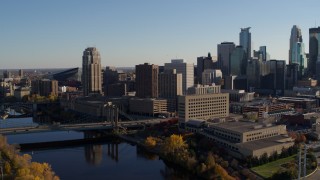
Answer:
(31, 79, 58, 97)
(253, 46, 270, 61)
(135, 63, 159, 98)
(18, 69, 23, 78)
(204, 122, 293, 158)
(3, 70, 11, 78)
(246, 58, 260, 91)
(187, 84, 221, 95)
(82, 47, 102, 96)
(240, 27, 251, 58)
(221, 89, 254, 102)
(129, 98, 167, 116)
(202, 69, 222, 85)
(217, 42, 236, 77)
(269, 60, 286, 95)
(158, 69, 183, 112)
(286, 63, 299, 89)
(103, 66, 119, 96)
(197, 54, 216, 84)
(164, 59, 194, 94)
(178, 87, 229, 126)
(309, 27, 320, 77)
(289, 25, 307, 77)
(230, 46, 247, 76)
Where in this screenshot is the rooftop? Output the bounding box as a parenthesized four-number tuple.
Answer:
(236, 135, 293, 151)
(209, 121, 284, 133)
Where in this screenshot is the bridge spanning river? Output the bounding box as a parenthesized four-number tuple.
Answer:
(0, 118, 166, 135)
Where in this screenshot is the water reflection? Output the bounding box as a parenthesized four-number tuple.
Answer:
(85, 144, 103, 165)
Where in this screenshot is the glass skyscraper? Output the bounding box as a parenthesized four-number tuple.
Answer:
(310, 27, 320, 78)
(239, 27, 251, 58)
(289, 25, 307, 77)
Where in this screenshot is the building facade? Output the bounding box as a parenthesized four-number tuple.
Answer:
(178, 92, 229, 126)
(230, 46, 247, 76)
(309, 27, 320, 77)
(82, 47, 102, 96)
(164, 59, 194, 94)
(240, 27, 251, 58)
(217, 42, 235, 77)
(202, 69, 222, 85)
(158, 69, 183, 112)
(135, 63, 159, 98)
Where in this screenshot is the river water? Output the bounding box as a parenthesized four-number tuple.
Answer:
(1, 117, 191, 180)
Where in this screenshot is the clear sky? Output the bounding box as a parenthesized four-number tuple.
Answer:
(1, 0, 319, 69)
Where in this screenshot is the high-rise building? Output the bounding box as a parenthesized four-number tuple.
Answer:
(135, 63, 159, 98)
(286, 63, 299, 89)
(197, 53, 216, 84)
(240, 27, 251, 58)
(217, 42, 235, 77)
(158, 69, 182, 112)
(3, 70, 11, 78)
(309, 27, 320, 77)
(254, 46, 270, 61)
(230, 46, 247, 76)
(289, 25, 307, 77)
(82, 47, 102, 96)
(31, 79, 58, 97)
(289, 25, 303, 64)
(269, 60, 286, 95)
(202, 69, 222, 85)
(178, 88, 229, 127)
(103, 66, 119, 96)
(164, 59, 194, 94)
(18, 69, 23, 78)
(246, 58, 260, 91)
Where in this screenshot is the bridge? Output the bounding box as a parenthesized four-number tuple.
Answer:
(0, 118, 167, 135)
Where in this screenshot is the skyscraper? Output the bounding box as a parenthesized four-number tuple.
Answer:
(309, 27, 320, 77)
(164, 59, 194, 95)
(240, 27, 251, 58)
(158, 69, 182, 112)
(289, 25, 307, 77)
(254, 46, 270, 61)
(82, 47, 102, 96)
(230, 46, 247, 76)
(217, 42, 235, 77)
(289, 25, 303, 64)
(135, 63, 159, 98)
(197, 53, 216, 84)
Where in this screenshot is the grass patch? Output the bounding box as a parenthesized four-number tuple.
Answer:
(251, 155, 296, 179)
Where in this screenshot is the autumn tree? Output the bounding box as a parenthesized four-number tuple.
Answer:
(162, 134, 188, 155)
(144, 136, 157, 148)
(0, 135, 59, 180)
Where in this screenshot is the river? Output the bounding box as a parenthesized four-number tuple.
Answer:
(1, 117, 191, 180)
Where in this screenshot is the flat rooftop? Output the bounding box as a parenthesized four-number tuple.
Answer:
(236, 135, 293, 151)
(277, 97, 316, 102)
(209, 121, 282, 133)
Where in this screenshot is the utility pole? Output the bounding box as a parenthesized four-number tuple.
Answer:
(0, 152, 3, 180)
(304, 143, 307, 178)
(298, 145, 301, 180)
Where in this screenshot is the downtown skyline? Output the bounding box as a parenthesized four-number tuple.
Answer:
(1, 0, 320, 69)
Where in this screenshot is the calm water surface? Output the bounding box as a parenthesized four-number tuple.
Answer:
(2, 117, 190, 180)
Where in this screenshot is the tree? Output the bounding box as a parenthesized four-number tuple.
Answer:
(144, 136, 157, 148)
(162, 134, 187, 155)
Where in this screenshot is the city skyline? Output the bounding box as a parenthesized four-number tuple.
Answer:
(1, 0, 320, 69)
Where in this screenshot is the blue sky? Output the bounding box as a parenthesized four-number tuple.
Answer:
(0, 0, 319, 69)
